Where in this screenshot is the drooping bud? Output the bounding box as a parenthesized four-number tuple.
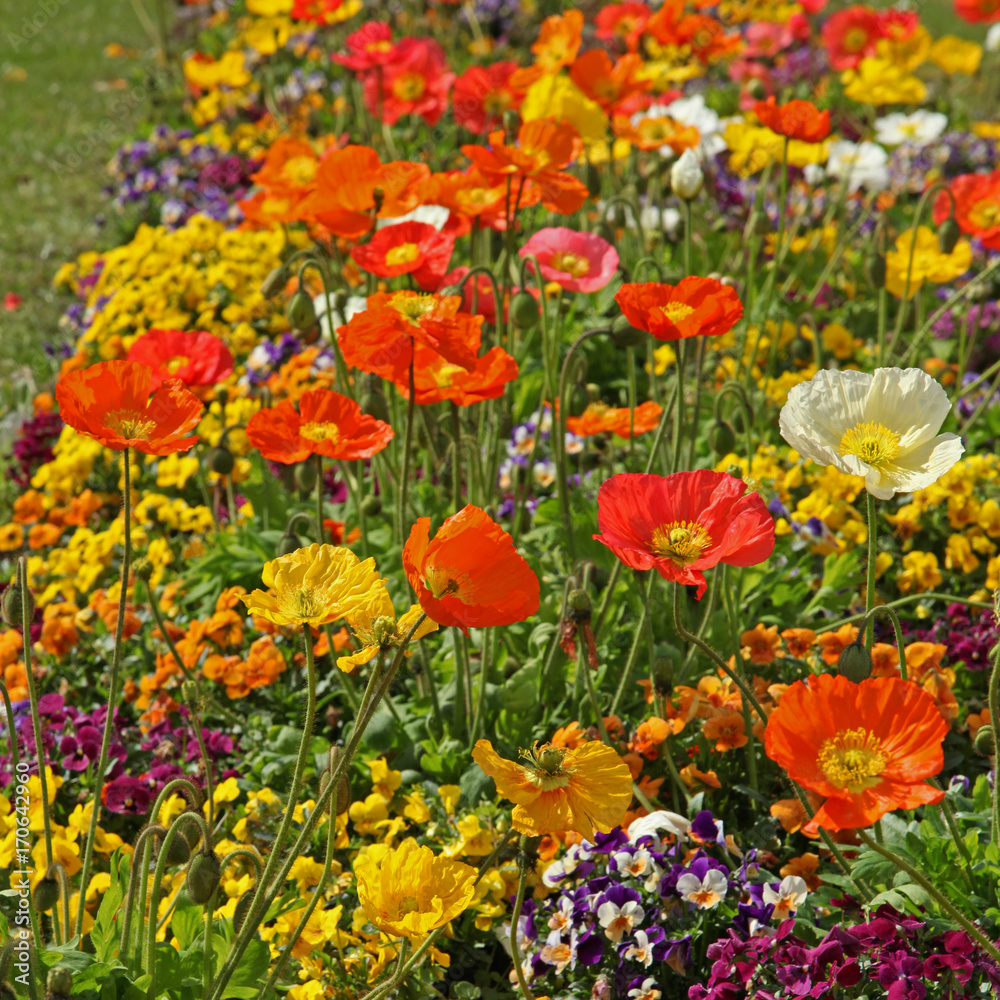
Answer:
(360, 494, 382, 518)
(726, 464, 745, 481)
(286, 289, 317, 332)
(207, 444, 235, 476)
(46, 967, 73, 1000)
(610, 313, 646, 348)
(567, 383, 590, 418)
(33, 875, 60, 913)
(974, 724, 996, 756)
(938, 216, 961, 255)
(260, 265, 288, 299)
(2, 564, 33, 628)
(295, 460, 318, 493)
(510, 290, 539, 331)
(670, 148, 704, 200)
(277, 529, 302, 557)
(165, 827, 192, 866)
(186, 850, 222, 905)
(708, 422, 736, 457)
(838, 640, 873, 683)
(233, 889, 255, 933)
(131, 555, 154, 583)
(789, 336, 814, 364)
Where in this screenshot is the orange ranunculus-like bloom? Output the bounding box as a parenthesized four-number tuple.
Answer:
(472, 738, 632, 838)
(246, 388, 393, 464)
(338, 291, 482, 384)
(566, 400, 662, 439)
(55, 360, 202, 456)
(764, 673, 948, 837)
(614, 279, 743, 342)
(350, 221, 454, 291)
(754, 97, 831, 143)
(462, 120, 588, 215)
(419, 169, 509, 230)
(403, 505, 539, 633)
(933, 171, 1000, 251)
(127, 329, 234, 390)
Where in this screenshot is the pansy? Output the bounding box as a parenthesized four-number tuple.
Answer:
(762, 875, 809, 919)
(874, 110, 948, 147)
(676, 859, 728, 909)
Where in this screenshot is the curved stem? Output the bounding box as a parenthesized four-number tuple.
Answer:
(509, 852, 535, 1000)
(397, 341, 416, 547)
(990, 637, 1000, 847)
(864, 491, 877, 649)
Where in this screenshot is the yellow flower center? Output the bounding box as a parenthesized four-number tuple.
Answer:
(385, 242, 421, 267)
(969, 198, 1000, 230)
(650, 520, 712, 565)
(817, 727, 887, 793)
(658, 301, 696, 325)
(521, 744, 572, 790)
(483, 92, 511, 115)
(432, 363, 465, 389)
(367, 40, 392, 54)
(275, 585, 329, 622)
(392, 72, 426, 101)
(106, 409, 155, 441)
(283, 155, 317, 186)
(399, 895, 420, 915)
(549, 251, 591, 279)
(424, 564, 462, 600)
(300, 421, 341, 444)
(639, 118, 675, 144)
(844, 27, 870, 52)
(390, 292, 435, 322)
(839, 421, 900, 468)
(166, 354, 190, 374)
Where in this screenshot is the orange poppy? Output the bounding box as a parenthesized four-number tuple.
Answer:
(531, 9, 584, 72)
(566, 400, 662, 439)
(462, 120, 588, 216)
(246, 388, 393, 464)
(569, 50, 649, 112)
(933, 171, 1000, 251)
(55, 360, 202, 456)
(764, 673, 948, 837)
(612, 114, 701, 154)
(754, 97, 831, 143)
(614, 279, 743, 342)
(250, 135, 321, 197)
(646, 4, 740, 62)
(595, 2, 652, 53)
(403, 504, 539, 632)
(406, 342, 519, 406)
(351, 221, 454, 291)
(238, 188, 313, 227)
(472, 737, 632, 838)
(419, 169, 510, 230)
(337, 291, 481, 384)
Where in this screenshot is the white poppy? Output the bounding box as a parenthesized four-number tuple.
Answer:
(874, 111, 948, 148)
(778, 368, 964, 500)
(825, 140, 889, 193)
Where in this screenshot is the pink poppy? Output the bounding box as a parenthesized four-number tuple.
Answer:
(519, 227, 620, 294)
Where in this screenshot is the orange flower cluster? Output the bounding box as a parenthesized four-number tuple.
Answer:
(0, 630, 27, 702)
(566, 400, 662, 440)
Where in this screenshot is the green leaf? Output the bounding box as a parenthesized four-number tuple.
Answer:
(171, 895, 205, 952)
(92, 849, 128, 964)
(868, 888, 908, 910)
(895, 882, 932, 908)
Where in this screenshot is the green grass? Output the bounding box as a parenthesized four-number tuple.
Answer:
(0, 0, 151, 410)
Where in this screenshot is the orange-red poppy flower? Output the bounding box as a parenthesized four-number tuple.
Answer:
(334, 21, 395, 73)
(55, 360, 202, 456)
(290, 0, 353, 25)
(472, 737, 632, 838)
(593, 471, 775, 599)
(612, 114, 701, 154)
(249, 136, 320, 197)
(595, 1, 652, 52)
(646, 4, 741, 62)
(570, 50, 649, 113)
(338, 291, 481, 384)
(452, 62, 525, 135)
(821, 6, 883, 69)
(754, 97, 831, 143)
(531, 9, 584, 72)
(403, 505, 539, 632)
(246, 388, 393, 464)
(933, 171, 1000, 251)
(614, 279, 743, 342)
(363, 37, 455, 127)
(127, 329, 234, 390)
(351, 221, 454, 291)
(566, 400, 662, 439)
(764, 673, 948, 837)
(407, 343, 519, 406)
(956, 0, 1000, 20)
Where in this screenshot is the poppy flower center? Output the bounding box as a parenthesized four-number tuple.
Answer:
(483, 92, 511, 115)
(423, 564, 463, 600)
(639, 119, 676, 144)
(366, 40, 392, 54)
(432, 363, 465, 388)
(969, 199, 1000, 230)
(300, 420, 341, 444)
(106, 409, 156, 441)
(166, 355, 191, 374)
(392, 72, 427, 101)
(398, 895, 421, 916)
(276, 585, 326, 621)
(283, 156, 317, 186)
(844, 27, 870, 52)
(838, 421, 900, 467)
(390, 292, 435, 322)
(650, 520, 712, 564)
(817, 727, 887, 792)
(385, 242, 421, 267)
(657, 302, 696, 325)
(549, 251, 591, 278)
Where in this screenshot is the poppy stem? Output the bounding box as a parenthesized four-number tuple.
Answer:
(640, 573, 662, 719)
(720, 565, 759, 796)
(0, 679, 19, 774)
(315, 454, 325, 544)
(854, 605, 908, 680)
(990, 629, 1000, 847)
(509, 850, 536, 1000)
(608, 592, 649, 718)
(75, 448, 133, 938)
(626, 345, 636, 469)
(397, 342, 416, 546)
(864, 491, 877, 649)
(670, 340, 686, 475)
(450, 402, 463, 513)
(581, 638, 610, 745)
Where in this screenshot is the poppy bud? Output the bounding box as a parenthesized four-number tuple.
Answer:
(277, 529, 301, 556)
(33, 875, 60, 913)
(131, 555, 154, 582)
(568, 588, 591, 615)
(372, 186, 385, 213)
(295, 461, 317, 493)
(838, 640, 872, 683)
(360, 494, 382, 517)
(2, 569, 33, 628)
(567, 383, 590, 418)
(670, 148, 704, 201)
(216, 387, 228, 407)
(46, 967, 73, 999)
(165, 828, 192, 865)
(610, 313, 646, 348)
(725, 464, 745, 481)
(510, 290, 540, 331)
(503, 109, 520, 138)
(974, 724, 995, 756)
(653, 655, 673, 694)
(938, 217, 961, 255)
(709, 422, 736, 457)
(180, 679, 200, 705)
(186, 850, 222, 905)
(789, 336, 814, 364)
(286, 289, 317, 332)
(866, 254, 886, 290)
(207, 445, 235, 476)
(233, 889, 255, 934)
(260, 265, 288, 299)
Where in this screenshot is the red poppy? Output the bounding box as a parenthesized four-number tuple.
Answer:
(452, 62, 524, 135)
(55, 360, 203, 456)
(593, 471, 775, 598)
(351, 221, 455, 291)
(595, 1, 652, 52)
(407, 343, 518, 406)
(419, 170, 512, 231)
(566, 400, 662, 439)
(127, 329, 234, 390)
(403, 505, 540, 632)
(933, 171, 1000, 250)
(290, 0, 350, 24)
(646, 3, 741, 63)
(334, 21, 395, 73)
(754, 97, 831, 143)
(246, 388, 393, 464)
(764, 673, 947, 837)
(821, 6, 883, 69)
(955, 0, 1000, 20)
(338, 291, 481, 384)
(614, 279, 743, 342)
(363, 37, 455, 127)
(569, 51, 649, 113)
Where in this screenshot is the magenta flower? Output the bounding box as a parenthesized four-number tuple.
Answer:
(519, 227, 619, 294)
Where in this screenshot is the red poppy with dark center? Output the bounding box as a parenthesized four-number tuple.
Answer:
(933, 171, 1000, 251)
(595, 1, 652, 52)
(764, 673, 948, 837)
(127, 329, 234, 391)
(55, 360, 203, 456)
(290, 0, 349, 24)
(593, 471, 775, 598)
(955, 0, 1000, 20)
(754, 97, 831, 143)
(403, 505, 540, 632)
(246, 388, 394, 464)
(351, 221, 455, 291)
(614, 278, 743, 342)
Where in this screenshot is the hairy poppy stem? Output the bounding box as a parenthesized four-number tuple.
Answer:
(509, 849, 536, 1000)
(989, 628, 1000, 847)
(864, 490, 878, 649)
(397, 340, 416, 546)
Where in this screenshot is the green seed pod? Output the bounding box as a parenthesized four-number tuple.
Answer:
(510, 290, 540, 331)
(708, 422, 737, 457)
(286, 289, 317, 332)
(295, 460, 318, 493)
(179, 679, 200, 706)
(360, 494, 382, 518)
(260, 265, 288, 299)
(277, 530, 302, 557)
(207, 445, 235, 476)
(233, 889, 255, 934)
(725, 464, 745, 481)
(938, 217, 961, 255)
(866, 253, 886, 290)
(610, 313, 646, 348)
(974, 724, 996, 756)
(33, 875, 60, 913)
(47, 966, 73, 997)
(567, 588, 592, 614)
(838, 640, 873, 683)
(186, 850, 222, 905)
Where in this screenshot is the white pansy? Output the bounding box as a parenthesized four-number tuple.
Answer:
(670, 148, 704, 199)
(778, 367, 964, 500)
(825, 140, 889, 193)
(762, 875, 809, 919)
(597, 899, 645, 941)
(874, 110, 948, 147)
